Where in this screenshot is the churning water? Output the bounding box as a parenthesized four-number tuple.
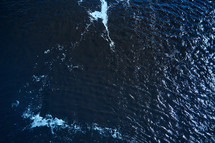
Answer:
(0, 0, 214, 142)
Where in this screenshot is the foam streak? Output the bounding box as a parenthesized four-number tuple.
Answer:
(89, 0, 114, 48)
(22, 109, 123, 139)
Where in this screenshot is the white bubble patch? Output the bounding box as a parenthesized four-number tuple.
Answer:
(22, 109, 68, 134)
(89, 0, 115, 48)
(22, 108, 123, 140)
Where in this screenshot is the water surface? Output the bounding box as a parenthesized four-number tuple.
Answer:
(0, 0, 215, 142)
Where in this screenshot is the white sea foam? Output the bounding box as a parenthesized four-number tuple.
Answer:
(78, 0, 83, 5)
(44, 49, 50, 54)
(92, 123, 122, 139)
(22, 109, 68, 134)
(32, 75, 47, 82)
(61, 53, 66, 62)
(57, 44, 64, 50)
(89, 0, 115, 48)
(11, 100, 19, 108)
(67, 64, 79, 71)
(22, 108, 123, 139)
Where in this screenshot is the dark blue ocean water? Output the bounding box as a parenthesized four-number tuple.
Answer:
(0, 0, 214, 142)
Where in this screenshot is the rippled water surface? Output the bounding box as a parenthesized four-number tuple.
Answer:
(0, 0, 215, 142)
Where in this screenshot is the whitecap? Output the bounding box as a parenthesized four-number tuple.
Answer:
(32, 75, 47, 82)
(44, 49, 50, 54)
(22, 109, 68, 134)
(11, 100, 20, 108)
(22, 108, 123, 140)
(89, 0, 115, 48)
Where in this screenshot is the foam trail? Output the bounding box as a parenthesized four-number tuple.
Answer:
(89, 0, 114, 48)
(22, 108, 123, 140)
(22, 109, 68, 134)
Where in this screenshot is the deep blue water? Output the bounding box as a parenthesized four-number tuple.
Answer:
(0, 0, 215, 142)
